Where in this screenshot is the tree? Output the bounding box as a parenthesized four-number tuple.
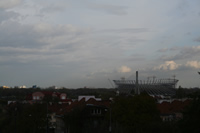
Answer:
(179, 96, 200, 133)
(63, 104, 109, 133)
(0, 103, 48, 133)
(64, 107, 83, 133)
(17, 103, 48, 133)
(111, 93, 161, 133)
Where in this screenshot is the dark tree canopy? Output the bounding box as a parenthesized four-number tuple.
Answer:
(111, 93, 161, 133)
(0, 103, 48, 133)
(179, 96, 200, 133)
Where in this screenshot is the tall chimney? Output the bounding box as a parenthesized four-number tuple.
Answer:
(135, 71, 140, 95)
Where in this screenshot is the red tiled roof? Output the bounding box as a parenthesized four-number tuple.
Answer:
(48, 103, 69, 114)
(41, 91, 54, 96)
(157, 99, 192, 114)
(26, 91, 69, 101)
(57, 98, 110, 115)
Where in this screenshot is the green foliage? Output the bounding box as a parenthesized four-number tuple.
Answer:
(56, 88, 116, 99)
(179, 97, 200, 133)
(2, 88, 200, 133)
(0, 88, 41, 100)
(0, 103, 48, 133)
(64, 107, 83, 133)
(111, 93, 161, 133)
(63, 105, 109, 133)
(175, 88, 187, 99)
(18, 104, 47, 133)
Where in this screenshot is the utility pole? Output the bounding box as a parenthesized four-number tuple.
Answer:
(15, 107, 17, 133)
(109, 107, 112, 133)
(46, 102, 49, 133)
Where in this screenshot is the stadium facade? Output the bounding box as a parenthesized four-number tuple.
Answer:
(113, 71, 178, 96)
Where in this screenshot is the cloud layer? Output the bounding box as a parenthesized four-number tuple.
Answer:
(118, 66, 132, 73)
(0, 0, 22, 9)
(186, 61, 200, 69)
(0, 0, 200, 88)
(154, 61, 181, 71)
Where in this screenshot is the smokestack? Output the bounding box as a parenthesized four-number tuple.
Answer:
(135, 71, 140, 95)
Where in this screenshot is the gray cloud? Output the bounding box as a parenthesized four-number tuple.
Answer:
(93, 28, 148, 50)
(1, 0, 200, 88)
(0, 22, 94, 66)
(157, 48, 169, 52)
(160, 46, 200, 61)
(1, 21, 145, 68)
(0, 0, 22, 9)
(40, 4, 66, 14)
(127, 54, 146, 62)
(87, 3, 128, 15)
(194, 36, 200, 42)
(157, 47, 180, 53)
(0, 9, 19, 22)
(100, 28, 148, 33)
(169, 47, 180, 51)
(0, 21, 43, 48)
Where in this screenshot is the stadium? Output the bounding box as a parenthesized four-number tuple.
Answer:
(113, 71, 179, 96)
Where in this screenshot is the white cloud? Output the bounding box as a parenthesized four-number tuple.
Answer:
(0, 0, 22, 9)
(154, 61, 181, 71)
(118, 66, 131, 73)
(186, 61, 200, 69)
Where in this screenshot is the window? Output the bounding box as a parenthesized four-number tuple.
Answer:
(92, 109, 101, 115)
(61, 96, 66, 100)
(98, 109, 101, 114)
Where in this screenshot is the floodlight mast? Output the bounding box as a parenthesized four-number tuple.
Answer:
(172, 74, 176, 89)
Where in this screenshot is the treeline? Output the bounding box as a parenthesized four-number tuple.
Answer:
(0, 88, 116, 100)
(1, 87, 200, 101)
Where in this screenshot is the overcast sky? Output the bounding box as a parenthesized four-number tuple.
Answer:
(0, 0, 200, 88)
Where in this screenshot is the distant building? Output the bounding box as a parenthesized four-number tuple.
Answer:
(2, 86, 10, 89)
(19, 85, 27, 89)
(48, 86, 58, 89)
(26, 91, 72, 104)
(62, 97, 110, 133)
(32, 85, 37, 89)
(113, 71, 178, 97)
(78, 96, 102, 101)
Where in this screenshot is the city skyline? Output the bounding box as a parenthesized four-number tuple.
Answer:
(0, 0, 200, 88)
